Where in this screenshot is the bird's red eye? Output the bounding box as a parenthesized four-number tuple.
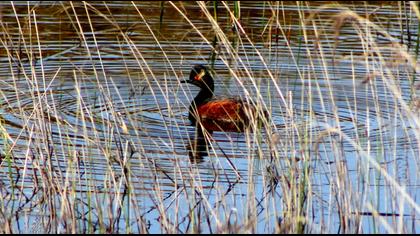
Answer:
(194, 70, 205, 81)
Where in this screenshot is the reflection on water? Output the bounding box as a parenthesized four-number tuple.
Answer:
(187, 129, 209, 163)
(0, 1, 418, 234)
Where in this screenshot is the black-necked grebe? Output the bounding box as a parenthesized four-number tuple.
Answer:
(182, 65, 267, 133)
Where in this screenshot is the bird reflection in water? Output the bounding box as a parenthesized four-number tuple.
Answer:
(186, 129, 209, 163)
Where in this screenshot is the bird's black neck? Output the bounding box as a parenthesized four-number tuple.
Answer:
(189, 80, 214, 124)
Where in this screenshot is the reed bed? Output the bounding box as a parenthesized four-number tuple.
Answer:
(0, 1, 418, 233)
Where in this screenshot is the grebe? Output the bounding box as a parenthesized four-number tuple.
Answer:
(182, 65, 267, 133)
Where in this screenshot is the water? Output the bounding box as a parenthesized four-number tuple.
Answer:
(0, 1, 418, 233)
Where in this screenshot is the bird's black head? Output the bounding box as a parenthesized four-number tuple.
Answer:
(182, 65, 214, 91)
